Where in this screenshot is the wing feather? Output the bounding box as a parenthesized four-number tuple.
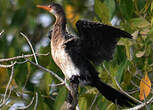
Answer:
(75, 20, 132, 65)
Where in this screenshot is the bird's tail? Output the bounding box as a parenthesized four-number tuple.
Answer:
(92, 79, 137, 107)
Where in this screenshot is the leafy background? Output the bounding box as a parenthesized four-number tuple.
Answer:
(0, 0, 153, 110)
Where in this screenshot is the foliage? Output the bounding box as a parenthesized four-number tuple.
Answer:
(0, 0, 153, 110)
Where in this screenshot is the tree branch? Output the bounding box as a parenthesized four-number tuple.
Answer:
(123, 97, 153, 110)
(13, 96, 35, 109)
(25, 58, 64, 83)
(0, 53, 49, 62)
(89, 93, 100, 110)
(0, 61, 16, 68)
(34, 92, 38, 110)
(20, 32, 38, 64)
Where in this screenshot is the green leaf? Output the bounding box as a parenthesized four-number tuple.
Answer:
(97, 97, 110, 110)
(39, 72, 52, 95)
(79, 96, 87, 110)
(53, 87, 67, 110)
(148, 28, 153, 35)
(151, 17, 153, 26)
(37, 94, 52, 110)
(94, 0, 110, 24)
(144, 0, 152, 13)
(151, 1, 153, 11)
(119, 0, 134, 20)
(116, 58, 129, 83)
(130, 17, 150, 28)
(136, 0, 145, 10)
(104, 0, 116, 20)
(80, 93, 97, 110)
(118, 38, 133, 61)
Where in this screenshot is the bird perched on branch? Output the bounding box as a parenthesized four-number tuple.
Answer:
(37, 2, 137, 107)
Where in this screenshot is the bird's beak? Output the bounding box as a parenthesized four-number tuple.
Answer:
(36, 5, 51, 12)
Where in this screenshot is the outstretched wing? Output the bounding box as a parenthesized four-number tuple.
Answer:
(76, 20, 132, 65)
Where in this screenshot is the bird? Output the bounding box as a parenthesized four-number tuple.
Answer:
(37, 2, 137, 107)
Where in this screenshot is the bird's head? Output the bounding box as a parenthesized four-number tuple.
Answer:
(37, 2, 64, 17)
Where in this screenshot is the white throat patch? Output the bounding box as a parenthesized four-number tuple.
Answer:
(50, 9, 56, 15)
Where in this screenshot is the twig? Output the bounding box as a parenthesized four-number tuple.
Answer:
(16, 60, 28, 64)
(115, 78, 142, 104)
(143, 89, 149, 110)
(89, 93, 100, 110)
(25, 58, 64, 83)
(15, 96, 35, 109)
(25, 57, 72, 92)
(20, 32, 38, 64)
(0, 87, 13, 107)
(49, 82, 65, 87)
(128, 89, 139, 95)
(41, 95, 55, 101)
(0, 62, 15, 107)
(5, 87, 13, 103)
(34, 92, 38, 110)
(0, 61, 16, 68)
(130, 80, 140, 89)
(0, 30, 4, 37)
(103, 63, 111, 76)
(0, 53, 49, 62)
(65, 78, 71, 91)
(123, 97, 153, 110)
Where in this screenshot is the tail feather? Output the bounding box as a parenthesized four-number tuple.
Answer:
(92, 79, 137, 107)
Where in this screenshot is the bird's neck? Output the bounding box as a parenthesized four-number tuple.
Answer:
(51, 14, 66, 46)
(54, 14, 66, 32)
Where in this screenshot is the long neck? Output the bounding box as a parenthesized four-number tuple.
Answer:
(54, 13, 66, 32)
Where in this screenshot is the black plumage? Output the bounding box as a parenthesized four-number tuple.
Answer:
(76, 20, 132, 64)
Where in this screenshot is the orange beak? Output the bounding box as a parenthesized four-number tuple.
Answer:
(36, 5, 51, 12)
